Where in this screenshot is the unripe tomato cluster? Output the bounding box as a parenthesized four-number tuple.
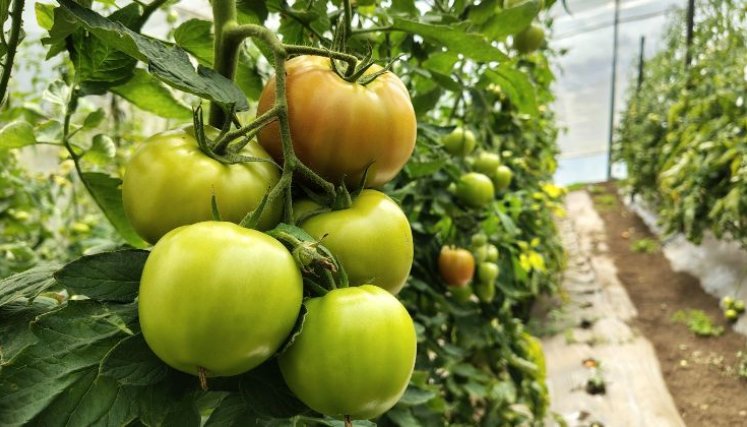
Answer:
(721, 296, 745, 322)
(122, 56, 419, 421)
(442, 128, 515, 209)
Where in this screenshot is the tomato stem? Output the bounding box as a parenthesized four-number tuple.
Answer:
(198, 366, 209, 391)
(209, 0, 239, 127)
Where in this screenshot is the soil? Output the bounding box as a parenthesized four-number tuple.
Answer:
(590, 182, 747, 426)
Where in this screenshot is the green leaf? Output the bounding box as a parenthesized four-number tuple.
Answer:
(58, 0, 248, 112)
(112, 68, 192, 120)
(173, 19, 263, 101)
(82, 108, 105, 128)
(204, 394, 257, 426)
(0, 264, 59, 308)
(53, 249, 149, 302)
(484, 65, 538, 116)
(0, 298, 59, 364)
(84, 134, 117, 164)
(79, 172, 148, 248)
(238, 359, 309, 418)
(391, 17, 507, 62)
(470, 0, 541, 40)
(35, 2, 55, 30)
(0, 121, 36, 149)
(237, 0, 268, 24)
(0, 301, 137, 426)
(69, 4, 140, 94)
(100, 333, 170, 386)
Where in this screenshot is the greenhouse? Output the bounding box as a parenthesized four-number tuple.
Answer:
(0, 0, 744, 426)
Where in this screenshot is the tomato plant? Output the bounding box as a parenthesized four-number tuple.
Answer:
(298, 189, 413, 294)
(256, 55, 417, 188)
(0, 0, 563, 425)
(279, 285, 417, 420)
(139, 221, 303, 377)
(122, 127, 282, 243)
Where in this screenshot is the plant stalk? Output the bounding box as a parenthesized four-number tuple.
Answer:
(209, 0, 239, 127)
(0, 0, 25, 107)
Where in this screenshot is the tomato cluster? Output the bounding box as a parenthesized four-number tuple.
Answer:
(124, 57, 418, 421)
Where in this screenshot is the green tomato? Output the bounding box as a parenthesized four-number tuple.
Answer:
(122, 127, 282, 244)
(734, 300, 746, 314)
(473, 152, 502, 176)
(138, 222, 303, 377)
(504, 0, 544, 9)
(279, 285, 417, 420)
(450, 284, 473, 304)
(442, 127, 476, 157)
(474, 245, 489, 263)
(493, 165, 514, 191)
(514, 24, 545, 54)
(475, 280, 496, 303)
(471, 233, 488, 247)
(455, 173, 495, 208)
(477, 262, 500, 285)
(485, 244, 499, 262)
(725, 308, 739, 322)
(299, 189, 413, 294)
(722, 296, 736, 309)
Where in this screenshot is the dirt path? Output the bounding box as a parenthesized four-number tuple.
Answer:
(590, 182, 747, 426)
(535, 191, 684, 427)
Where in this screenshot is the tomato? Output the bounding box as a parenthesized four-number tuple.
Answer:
(514, 24, 545, 54)
(279, 285, 417, 420)
(504, 0, 544, 9)
(473, 152, 501, 176)
(476, 244, 499, 263)
(477, 262, 499, 285)
(722, 296, 735, 309)
(734, 300, 746, 314)
(725, 308, 739, 322)
(493, 165, 514, 191)
(438, 246, 475, 287)
(455, 173, 495, 208)
(298, 190, 413, 294)
(256, 55, 416, 188)
(471, 233, 488, 247)
(485, 244, 499, 262)
(450, 284, 473, 303)
(441, 127, 476, 156)
(122, 127, 281, 244)
(138, 222, 303, 377)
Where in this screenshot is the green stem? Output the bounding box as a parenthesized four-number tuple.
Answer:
(285, 45, 358, 70)
(135, 0, 169, 30)
(212, 105, 281, 154)
(351, 26, 396, 34)
(343, 0, 353, 42)
(0, 0, 25, 106)
(209, 0, 239, 127)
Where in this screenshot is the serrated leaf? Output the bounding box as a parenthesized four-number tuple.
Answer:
(0, 264, 59, 308)
(100, 333, 170, 386)
(112, 68, 192, 120)
(471, 0, 541, 40)
(484, 65, 538, 116)
(0, 301, 137, 426)
(0, 298, 59, 364)
(54, 249, 148, 302)
(35, 2, 55, 30)
(204, 394, 257, 427)
(82, 108, 105, 128)
(391, 17, 507, 62)
(70, 4, 140, 94)
(0, 121, 36, 149)
(79, 172, 148, 248)
(238, 359, 309, 418)
(58, 0, 248, 111)
(84, 134, 117, 164)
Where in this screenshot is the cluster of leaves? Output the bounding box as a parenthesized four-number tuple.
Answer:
(615, 0, 747, 246)
(1, 0, 564, 425)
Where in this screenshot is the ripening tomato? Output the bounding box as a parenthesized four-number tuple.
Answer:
(439, 246, 475, 287)
(256, 55, 417, 188)
(279, 285, 417, 420)
(298, 190, 413, 294)
(138, 222, 303, 377)
(122, 127, 282, 244)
